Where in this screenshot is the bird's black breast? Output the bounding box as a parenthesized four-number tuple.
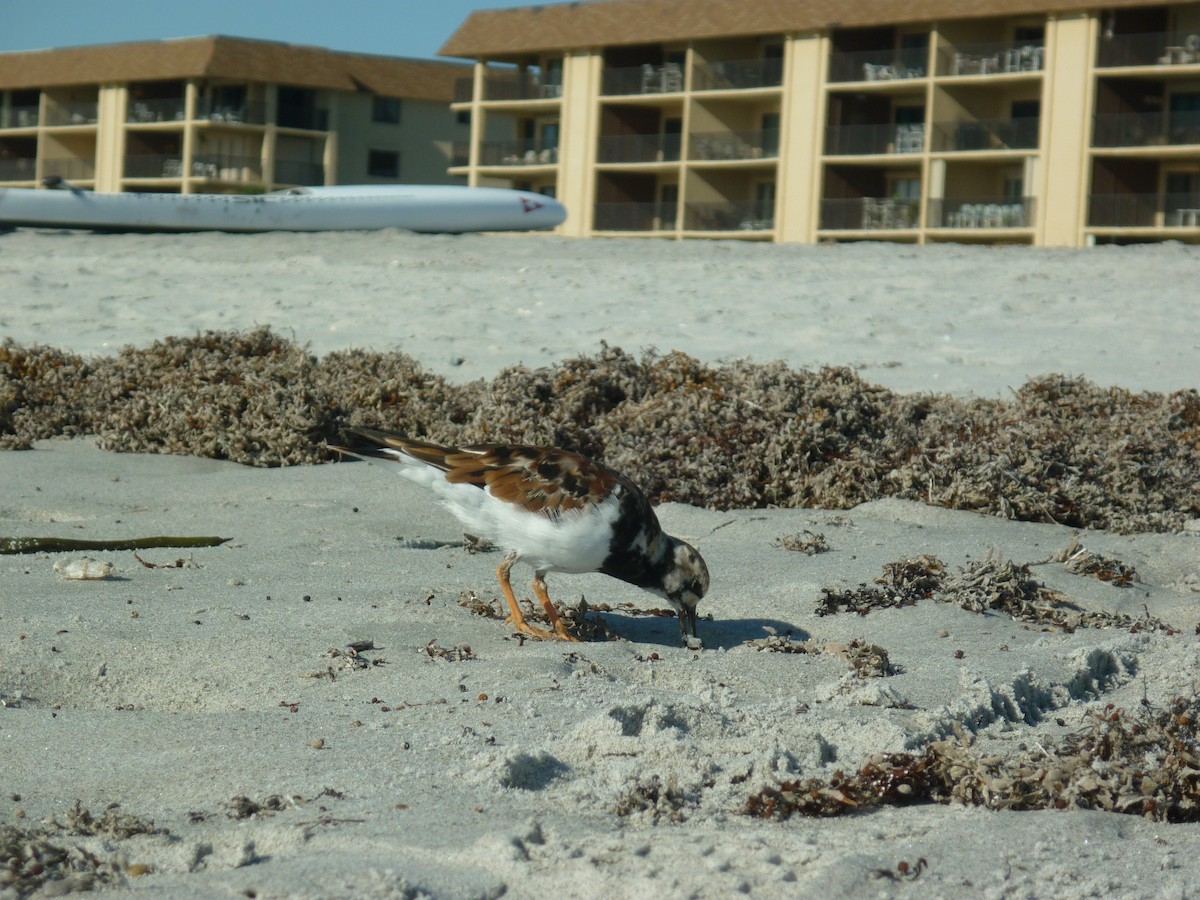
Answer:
(599, 481, 668, 590)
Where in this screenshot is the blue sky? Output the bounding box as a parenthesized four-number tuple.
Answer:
(0, 0, 545, 60)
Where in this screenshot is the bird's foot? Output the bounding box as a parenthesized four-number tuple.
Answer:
(504, 615, 557, 641)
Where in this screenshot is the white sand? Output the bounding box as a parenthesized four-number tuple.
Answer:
(1, 230, 1199, 898)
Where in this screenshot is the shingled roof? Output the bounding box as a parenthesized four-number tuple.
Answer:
(0, 35, 469, 101)
(440, 0, 1169, 58)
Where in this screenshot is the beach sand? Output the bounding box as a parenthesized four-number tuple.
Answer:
(1, 230, 1198, 898)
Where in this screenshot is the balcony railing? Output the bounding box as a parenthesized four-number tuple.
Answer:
(929, 197, 1034, 228)
(1, 106, 40, 129)
(684, 200, 774, 232)
(593, 201, 679, 231)
(276, 106, 329, 131)
(478, 139, 559, 166)
(597, 132, 681, 164)
(0, 157, 37, 181)
(128, 98, 187, 123)
(1089, 192, 1200, 227)
(1093, 111, 1200, 148)
(820, 197, 919, 230)
(450, 141, 470, 167)
(690, 128, 780, 161)
(940, 41, 1045, 76)
(692, 57, 783, 92)
(487, 74, 561, 102)
(42, 157, 95, 180)
(931, 117, 1039, 151)
(1097, 31, 1200, 68)
(124, 153, 263, 181)
(197, 100, 267, 126)
(825, 122, 925, 156)
(602, 63, 685, 96)
(829, 48, 927, 83)
(44, 102, 98, 127)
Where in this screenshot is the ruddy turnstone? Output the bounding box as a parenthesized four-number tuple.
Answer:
(332, 427, 709, 646)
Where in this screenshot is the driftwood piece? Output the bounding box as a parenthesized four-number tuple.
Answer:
(1, 535, 231, 554)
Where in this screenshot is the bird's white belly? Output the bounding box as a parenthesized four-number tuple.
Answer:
(394, 462, 618, 574)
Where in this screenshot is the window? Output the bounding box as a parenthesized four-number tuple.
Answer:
(456, 110, 471, 126)
(372, 96, 401, 124)
(368, 149, 400, 178)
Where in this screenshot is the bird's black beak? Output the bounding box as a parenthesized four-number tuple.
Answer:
(679, 605, 698, 644)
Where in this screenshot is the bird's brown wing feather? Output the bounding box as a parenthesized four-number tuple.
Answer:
(337, 427, 624, 517)
(444, 444, 621, 515)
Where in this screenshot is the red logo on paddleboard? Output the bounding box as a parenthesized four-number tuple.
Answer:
(520, 197, 544, 214)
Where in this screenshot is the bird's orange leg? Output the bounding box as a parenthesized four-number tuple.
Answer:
(496, 551, 553, 640)
(532, 574, 580, 642)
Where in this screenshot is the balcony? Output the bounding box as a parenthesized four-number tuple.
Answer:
(829, 48, 927, 84)
(197, 100, 267, 126)
(1089, 192, 1200, 227)
(690, 128, 780, 161)
(276, 106, 328, 131)
(692, 57, 783, 92)
(1097, 31, 1200, 69)
(593, 201, 678, 231)
(684, 200, 774, 232)
(124, 153, 263, 182)
(597, 132, 681, 164)
(931, 117, 1039, 152)
(477, 139, 559, 167)
(128, 98, 187, 124)
(44, 102, 98, 127)
(940, 41, 1045, 76)
(0, 157, 36, 181)
(602, 63, 684, 96)
(1093, 111, 1200, 148)
(42, 157, 95, 180)
(489, 74, 561, 102)
(820, 197, 919, 230)
(0, 106, 39, 129)
(929, 197, 1034, 228)
(825, 122, 925, 156)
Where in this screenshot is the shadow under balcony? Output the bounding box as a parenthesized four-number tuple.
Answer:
(820, 196, 919, 231)
(690, 128, 779, 161)
(684, 200, 773, 232)
(1097, 31, 1200, 68)
(593, 201, 679, 232)
(825, 123, 925, 156)
(597, 133, 680, 164)
(692, 57, 783, 92)
(928, 197, 1035, 228)
(931, 117, 1039, 152)
(1089, 192, 1200, 227)
(477, 139, 559, 167)
(1093, 111, 1200, 148)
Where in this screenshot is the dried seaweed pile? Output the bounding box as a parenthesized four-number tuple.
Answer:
(817, 552, 1170, 632)
(742, 695, 1200, 822)
(2, 328, 1197, 532)
(0, 801, 162, 896)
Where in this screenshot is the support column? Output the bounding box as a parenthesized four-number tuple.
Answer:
(557, 50, 601, 237)
(1039, 13, 1096, 247)
(776, 32, 828, 243)
(94, 84, 126, 192)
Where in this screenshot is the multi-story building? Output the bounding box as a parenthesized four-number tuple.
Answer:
(441, 0, 1200, 246)
(0, 35, 474, 194)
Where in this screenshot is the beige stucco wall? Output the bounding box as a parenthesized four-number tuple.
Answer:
(334, 93, 470, 185)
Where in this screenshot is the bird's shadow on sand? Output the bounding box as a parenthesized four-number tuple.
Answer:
(589, 611, 810, 651)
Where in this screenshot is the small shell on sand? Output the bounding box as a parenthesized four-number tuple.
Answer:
(54, 557, 116, 580)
